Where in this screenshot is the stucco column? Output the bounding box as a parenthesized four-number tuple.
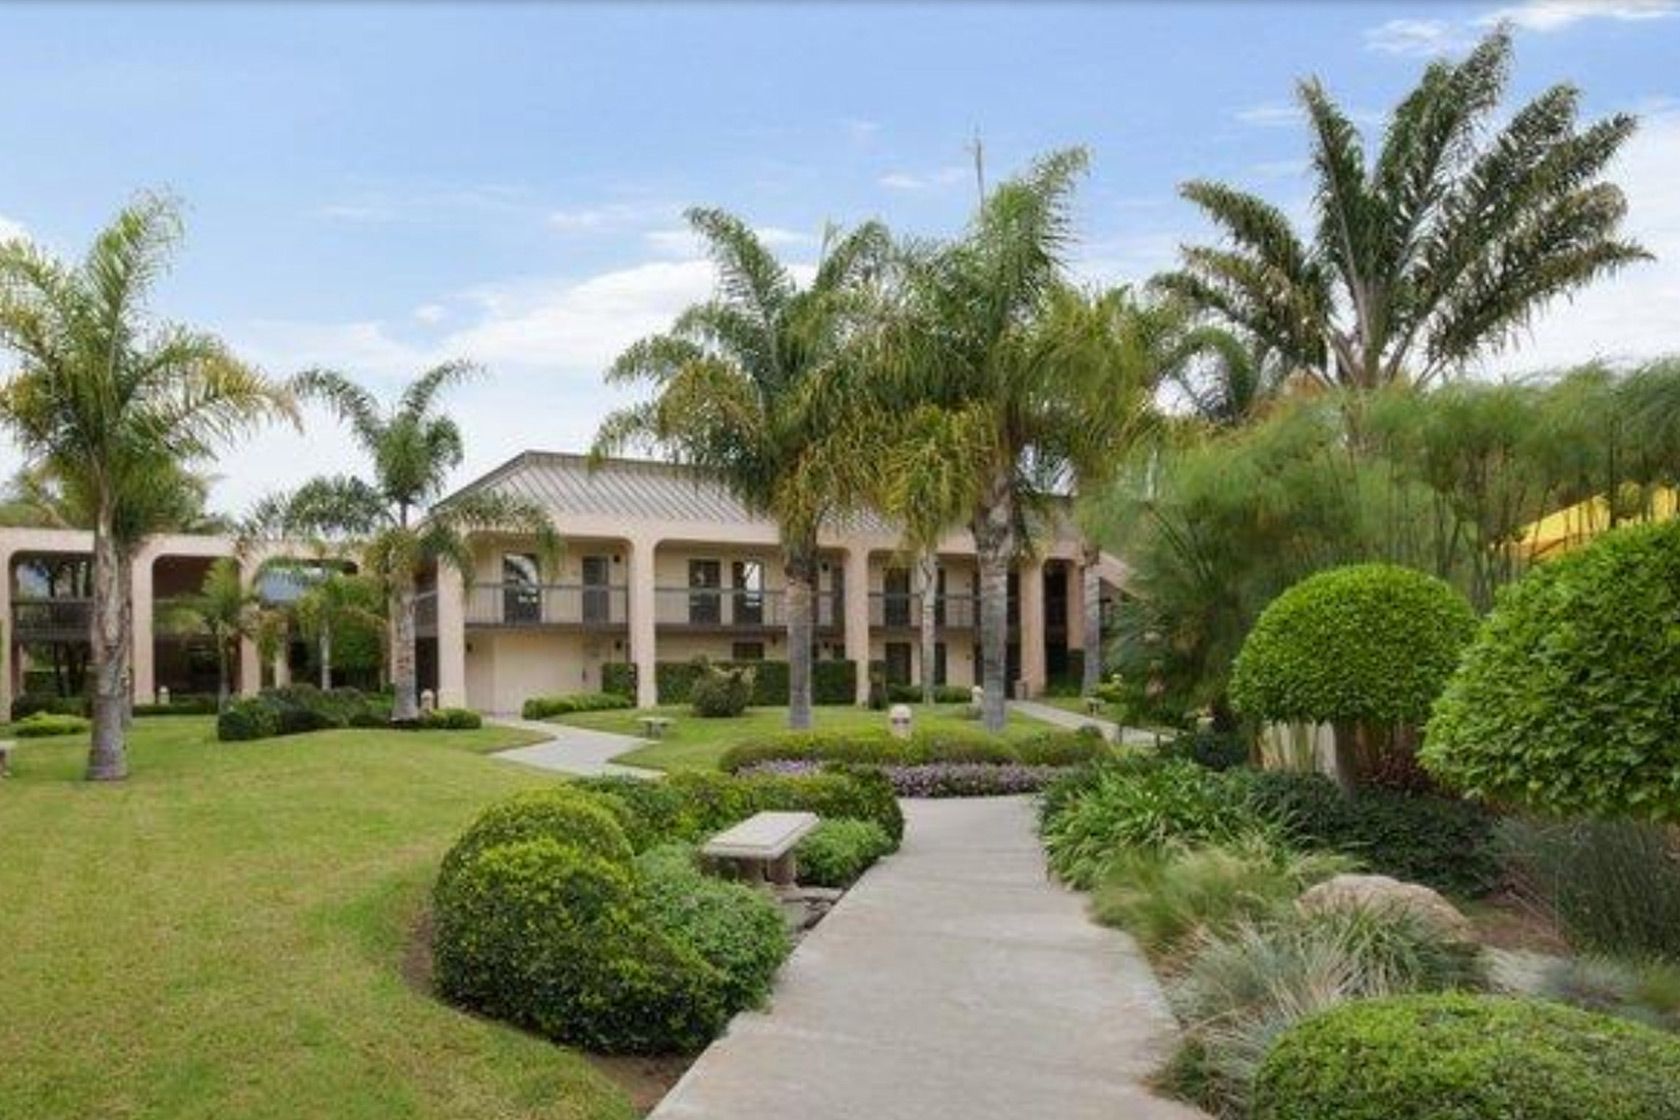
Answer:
(1065, 560, 1086, 654)
(435, 565, 467, 708)
(131, 546, 156, 703)
(627, 535, 659, 708)
(0, 546, 13, 719)
(1019, 557, 1046, 698)
(843, 547, 872, 705)
(238, 557, 262, 697)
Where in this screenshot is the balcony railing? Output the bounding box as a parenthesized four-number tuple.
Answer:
(654, 587, 844, 630)
(465, 582, 628, 628)
(12, 597, 92, 642)
(868, 592, 983, 630)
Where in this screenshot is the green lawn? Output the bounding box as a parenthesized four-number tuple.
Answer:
(0, 717, 637, 1120)
(555, 703, 1049, 772)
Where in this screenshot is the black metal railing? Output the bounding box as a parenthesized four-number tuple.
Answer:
(868, 592, 985, 630)
(654, 587, 844, 630)
(465, 582, 628, 628)
(12, 598, 92, 642)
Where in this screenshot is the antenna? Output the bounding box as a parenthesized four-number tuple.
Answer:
(968, 129, 986, 202)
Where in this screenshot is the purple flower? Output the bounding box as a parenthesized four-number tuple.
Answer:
(738, 760, 1061, 798)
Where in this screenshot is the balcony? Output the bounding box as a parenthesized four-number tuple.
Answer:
(655, 587, 842, 631)
(868, 592, 983, 631)
(465, 582, 628, 629)
(12, 597, 92, 643)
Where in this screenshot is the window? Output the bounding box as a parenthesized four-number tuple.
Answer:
(503, 553, 540, 624)
(688, 559, 722, 624)
(934, 642, 948, 686)
(934, 566, 948, 626)
(731, 641, 765, 661)
(883, 567, 912, 627)
(732, 559, 765, 626)
(581, 555, 612, 624)
(885, 642, 913, 685)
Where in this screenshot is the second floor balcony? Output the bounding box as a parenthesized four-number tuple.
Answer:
(655, 587, 843, 631)
(464, 582, 629, 629)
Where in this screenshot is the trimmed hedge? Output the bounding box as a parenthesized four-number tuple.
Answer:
(718, 727, 1107, 774)
(794, 819, 895, 887)
(438, 788, 636, 885)
(421, 707, 482, 730)
(812, 660, 858, 705)
(521, 692, 633, 720)
(885, 683, 974, 704)
(13, 711, 91, 737)
(578, 768, 905, 847)
(1425, 519, 1680, 822)
(215, 685, 393, 742)
(11, 693, 88, 720)
(631, 660, 858, 706)
(636, 844, 790, 1009)
(217, 696, 280, 742)
(1232, 769, 1499, 897)
(600, 662, 637, 700)
(1253, 994, 1680, 1120)
(134, 694, 218, 717)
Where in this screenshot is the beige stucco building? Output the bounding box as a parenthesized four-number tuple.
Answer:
(0, 451, 1128, 716)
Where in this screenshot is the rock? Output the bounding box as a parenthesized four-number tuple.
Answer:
(1297, 873, 1476, 943)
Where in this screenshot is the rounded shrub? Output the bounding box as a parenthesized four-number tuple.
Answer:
(1232, 563, 1478, 730)
(419, 706, 482, 730)
(1252, 993, 1680, 1120)
(1424, 520, 1680, 821)
(635, 844, 791, 1009)
(794, 819, 896, 887)
(431, 837, 727, 1053)
(217, 696, 280, 742)
(438, 788, 634, 885)
(689, 661, 754, 718)
(13, 711, 92, 738)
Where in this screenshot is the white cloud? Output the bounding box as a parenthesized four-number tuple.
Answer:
(547, 200, 674, 233)
(843, 118, 882, 144)
(1235, 101, 1303, 128)
(0, 213, 28, 242)
(412, 303, 448, 325)
(753, 225, 815, 248)
(316, 184, 531, 224)
(878, 166, 969, 192)
(1477, 0, 1676, 32)
(1365, 18, 1466, 56)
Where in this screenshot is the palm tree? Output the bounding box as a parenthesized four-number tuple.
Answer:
(869, 149, 1090, 732)
(1159, 30, 1647, 391)
(279, 363, 556, 722)
(291, 568, 385, 690)
(160, 558, 268, 709)
(0, 196, 293, 779)
(596, 209, 888, 729)
(1161, 325, 1289, 430)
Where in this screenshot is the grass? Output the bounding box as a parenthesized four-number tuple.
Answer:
(0, 717, 637, 1120)
(554, 703, 1049, 772)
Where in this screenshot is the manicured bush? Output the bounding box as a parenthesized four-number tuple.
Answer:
(1040, 756, 1259, 889)
(420, 707, 482, 730)
(521, 691, 633, 720)
(751, 768, 905, 845)
(216, 696, 280, 742)
(884, 683, 973, 704)
(11, 693, 88, 719)
(1164, 907, 1486, 1116)
(655, 658, 788, 706)
(1251, 994, 1680, 1120)
(636, 844, 791, 1010)
(431, 836, 727, 1053)
(583, 769, 905, 848)
(438, 788, 635, 885)
(1499, 816, 1680, 959)
(1232, 769, 1499, 897)
(1014, 727, 1111, 767)
(794, 819, 895, 887)
(1425, 520, 1680, 822)
(811, 659, 858, 705)
(1231, 564, 1477, 788)
(1159, 727, 1251, 771)
(689, 661, 754, 718)
(600, 661, 637, 700)
(567, 776, 692, 852)
(719, 727, 1103, 773)
(13, 711, 91, 737)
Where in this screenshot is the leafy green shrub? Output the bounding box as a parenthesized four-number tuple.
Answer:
(521, 692, 633, 720)
(600, 662, 636, 700)
(216, 696, 280, 742)
(1251, 994, 1680, 1120)
(1014, 727, 1110, 767)
(1498, 817, 1680, 959)
(689, 661, 755, 718)
(438, 788, 635, 885)
(431, 837, 727, 1053)
(884, 683, 973, 704)
(1537, 955, 1680, 1033)
(655, 658, 788, 706)
(420, 707, 482, 730)
(794, 819, 895, 887)
(1091, 835, 1353, 962)
(811, 659, 858, 705)
(13, 711, 91, 737)
(636, 844, 791, 1010)
(134, 693, 218, 717)
(1159, 728, 1251, 771)
(1233, 769, 1499, 897)
(567, 776, 692, 852)
(1426, 520, 1680, 821)
(1163, 906, 1486, 1116)
(719, 727, 1102, 773)
(1040, 757, 1258, 889)
(751, 769, 905, 845)
(10, 693, 88, 719)
(582, 769, 905, 849)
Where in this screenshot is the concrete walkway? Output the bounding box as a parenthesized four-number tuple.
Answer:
(1011, 698, 1170, 749)
(652, 797, 1204, 1120)
(485, 717, 660, 778)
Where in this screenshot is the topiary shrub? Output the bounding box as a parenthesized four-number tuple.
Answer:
(635, 844, 791, 1010)
(688, 660, 754, 718)
(12, 711, 92, 738)
(521, 691, 635, 720)
(1251, 994, 1680, 1120)
(438, 788, 635, 886)
(431, 837, 728, 1053)
(1424, 520, 1680, 822)
(217, 696, 280, 742)
(793, 818, 895, 887)
(419, 707, 482, 730)
(1231, 563, 1478, 792)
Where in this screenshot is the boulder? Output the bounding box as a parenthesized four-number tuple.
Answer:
(1297, 873, 1475, 943)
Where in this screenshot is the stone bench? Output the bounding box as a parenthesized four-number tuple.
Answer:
(638, 716, 672, 739)
(702, 810, 819, 886)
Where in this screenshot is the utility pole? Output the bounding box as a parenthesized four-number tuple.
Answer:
(968, 129, 986, 202)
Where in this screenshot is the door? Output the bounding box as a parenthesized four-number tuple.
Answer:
(502, 553, 541, 624)
(884, 641, 913, 686)
(732, 559, 765, 626)
(883, 567, 912, 627)
(581, 555, 611, 624)
(688, 560, 722, 625)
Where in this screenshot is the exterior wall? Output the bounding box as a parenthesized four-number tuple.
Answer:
(464, 630, 614, 714)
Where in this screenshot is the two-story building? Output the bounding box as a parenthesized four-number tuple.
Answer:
(0, 451, 1128, 716)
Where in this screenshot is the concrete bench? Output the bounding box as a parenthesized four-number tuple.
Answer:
(702, 811, 819, 886)
(638, 716, 672, 739)
(1084, 697, 1104, 716)
(0, 738, 11, 777)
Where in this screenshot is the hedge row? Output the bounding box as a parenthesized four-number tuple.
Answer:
(719, 726, 1109, 774)
(217, 686, 393, 741)
(601, 659, 859, 706)
(521, 691, 634, 720)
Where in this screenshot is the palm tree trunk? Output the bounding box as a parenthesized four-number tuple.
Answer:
(319, 623, 332, 690)
(784, 547, 816, 731)
(216, 638, 230, 712)
(87, 512, 129, 781)
(917, 551, 938, 705)
(974, 476, 1016, 734)
(1080, 540, 1103, 697)
(390, 570, 419, 724)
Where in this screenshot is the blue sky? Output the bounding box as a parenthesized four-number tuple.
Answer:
(1, 0, 1677, 510)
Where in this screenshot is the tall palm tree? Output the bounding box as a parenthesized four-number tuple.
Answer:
(869, 148, 1090, 731)
(160, 558, 268, 709)
(0, 196, 293, 779)
(596, 209, 888, 729)
(291, 569, 385, 690)
(1159, 30, 1647, 391)
(278, 363, 556, 722)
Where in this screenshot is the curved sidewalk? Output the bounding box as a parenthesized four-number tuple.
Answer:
(652, 797, 1205, 1120)
(485, 717, 660, 778)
